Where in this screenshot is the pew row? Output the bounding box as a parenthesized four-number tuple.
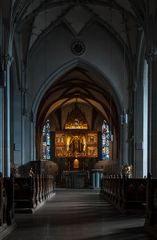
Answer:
(0, 177, 15, 239)
(145, 175, 157, 238)
(14, 175, 55, 213)
(0, 177, 3, 227)
(100, 176, 146, 213)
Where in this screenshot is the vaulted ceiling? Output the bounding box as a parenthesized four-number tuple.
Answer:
(37, 67, 119, 130)
(9, 0, 157, 131)
(14, 0, 138, 60)
(11, 0, 157, 58)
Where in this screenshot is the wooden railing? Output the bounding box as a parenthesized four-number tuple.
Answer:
(100, 175, 146, 213)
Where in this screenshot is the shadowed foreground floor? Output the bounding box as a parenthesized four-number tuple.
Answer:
(5, 189, 153, 240)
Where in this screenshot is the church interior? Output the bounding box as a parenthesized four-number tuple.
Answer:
(0, 0, 157, 239)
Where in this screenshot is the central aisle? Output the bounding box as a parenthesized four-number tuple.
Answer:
(5, 189, 152, 240)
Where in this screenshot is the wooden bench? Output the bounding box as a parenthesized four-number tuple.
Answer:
(0, 177, 15, 240)
(145, 175, 157, 238)
(14, 177, 36, 211)
(100, 176, 146, 213)
(0, 177, 14, 226)
(0, 177, 3, 226)
(3, 178, 14, 225)
(14, 175, 55, 213)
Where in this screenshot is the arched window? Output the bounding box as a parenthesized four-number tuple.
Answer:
(102, 120, 111, 160)
(42, 119, 51, 160)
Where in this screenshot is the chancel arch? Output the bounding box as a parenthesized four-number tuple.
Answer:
(35, 65, 122, 187)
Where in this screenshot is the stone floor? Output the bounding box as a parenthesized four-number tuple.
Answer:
(4, 189, 154, 240)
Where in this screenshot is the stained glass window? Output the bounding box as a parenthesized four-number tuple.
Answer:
(42, 119, 51, 160)
(102, 120, 111, 160)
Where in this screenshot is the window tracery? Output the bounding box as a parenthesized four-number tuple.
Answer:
(42, 119, 51, 160)
(102, 120, 111, 160)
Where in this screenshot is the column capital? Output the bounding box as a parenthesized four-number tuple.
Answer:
(145, 50, 157, 65)
(0, 54, 13, 69)
(0, 54, 13, 87)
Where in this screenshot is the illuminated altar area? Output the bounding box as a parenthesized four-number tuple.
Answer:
(55, 131, 98, 161)
(42, 102, 114, 189)
(55, 105, 98, 167)
(54, 105, 99, 188)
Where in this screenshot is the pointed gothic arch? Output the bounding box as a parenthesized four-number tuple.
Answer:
(32, 60, 121, 163)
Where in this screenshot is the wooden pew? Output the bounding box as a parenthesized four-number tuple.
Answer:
(145, 174, 157, 238)
(14, 160, 56, 213)
(14, 175, 55, 213)
(100, 176, 146, 213)
(14, 177, 36, 212)
(0, 177, 3, 226)
(122, 177, 146, 212)
(0, 177, 15, 226)
(0, 177, 16, 240)
(3, 178, 14, 225)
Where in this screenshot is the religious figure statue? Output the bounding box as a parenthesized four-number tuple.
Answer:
(66, 135, 86, 156)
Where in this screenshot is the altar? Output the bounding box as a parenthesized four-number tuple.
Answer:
(63, 171, 89, 189)
(54, 104, 99, 188)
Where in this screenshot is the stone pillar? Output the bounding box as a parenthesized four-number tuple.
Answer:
(147, 54, 157, 177)
(134, 75, 143, 177)
(121, 110, 128, 166)
(21, 62, 31, 165)
(30, 119, 36, 160)
(142, 0, 157, 178)
(0, 8, 12, 177)
(21, 111, 32, 164)
(143, 61, 148, 177)
(3, 55, 13, 177)
(0, 85, 4, 174)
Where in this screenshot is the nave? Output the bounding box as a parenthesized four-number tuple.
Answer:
(4, 190, 153, 240)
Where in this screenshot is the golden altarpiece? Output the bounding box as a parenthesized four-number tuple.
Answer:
(54, 105, 99, 188)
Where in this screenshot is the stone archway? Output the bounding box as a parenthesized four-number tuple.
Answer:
(33, 63, 122, 185)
